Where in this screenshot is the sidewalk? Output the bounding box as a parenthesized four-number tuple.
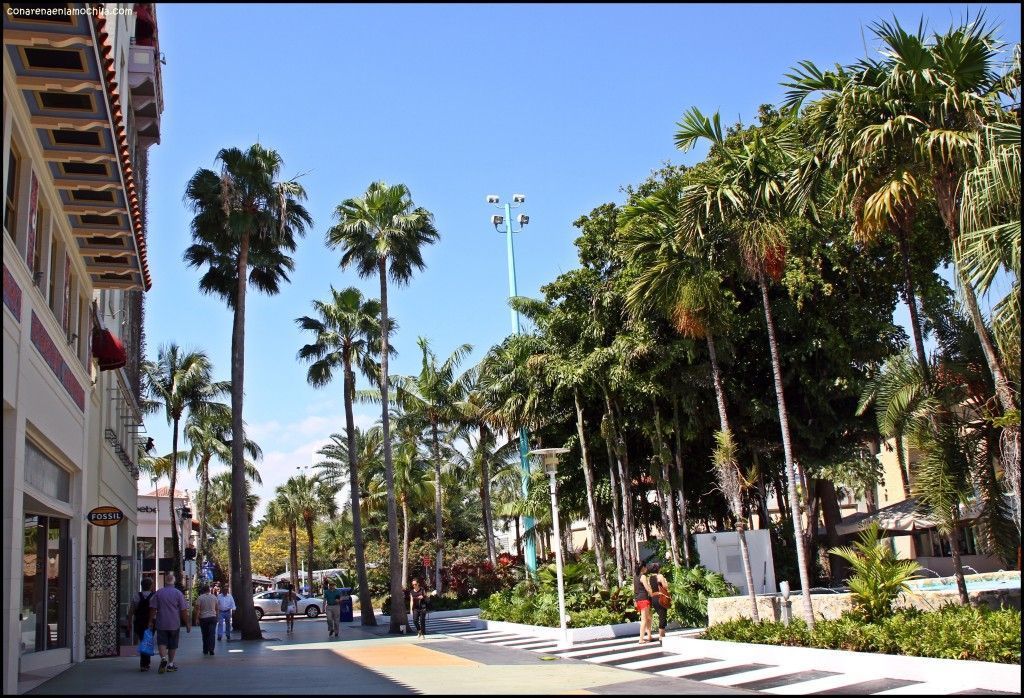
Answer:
(25, 616, 741, 695)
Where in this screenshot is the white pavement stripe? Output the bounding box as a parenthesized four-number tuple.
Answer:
(761, 673, 872, 695)
(659, 660, 748, 678)
(872, 681, 967, 695)
(704, 666, 797, 687)
(587, 647, 674, 664)
(554, 639, 647, 657)
(616, 654, 715, 671)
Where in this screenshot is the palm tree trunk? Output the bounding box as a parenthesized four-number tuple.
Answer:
(290, 523, 299, 597)
(671, 396, 692, 567)
(514, 516, 521, 560)
(653, 403, 681, 568)
(305, 517, 316, 596)
(604, 429, 625, 584)
(344, 363, 376, 625)
(948, 507, 970, 605)
(197, 459, 210, 592)
(479, 426, 497, 566)
(230, 230, 260, 639)
(574, 387, 608, 588)
(169, 418, 182, 589)
(378, 259, 407, 633)
(401, 498, 410, 590)
(895, 226, 930, 373)
(895, 436, 911, 499)
(736, 520, 760, 622)
(431, 421, 444, 593)
(758, 272, 815, 628)
(605, 388, 636, 574)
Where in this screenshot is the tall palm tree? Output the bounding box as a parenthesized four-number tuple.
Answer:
(297, 285, 390, 624)
(675, 109, 816, 626)
(141, 344, 228, 589)
(205, 471, 260, 591)
(391, 338, 473, 592)
(183, 408, 262, 591)
(266, 491, 302, 596)
(183, 143, 312, 639)
(286, 475, 339, 595)
(326, 180, 439, 633)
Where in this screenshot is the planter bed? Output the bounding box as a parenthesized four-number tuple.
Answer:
(662, 635, 1022, 694)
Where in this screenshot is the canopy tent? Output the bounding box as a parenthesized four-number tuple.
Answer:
(837, 498, 984, 536)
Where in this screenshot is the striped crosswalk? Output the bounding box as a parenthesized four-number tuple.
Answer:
(427, 618, 1015, 695)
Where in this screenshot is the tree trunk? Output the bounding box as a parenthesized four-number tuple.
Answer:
(671, 396, 692, 567)
(948, 508, 970, 605)
(895, 436, 911, 499)
(479, 427, 497, 567)
(305, 517, 316, 596)
(229, 231, 260, 639)
(817, 479, 847, 584)
(514, 516, 521, 560)
(378, 259, 407, 633)
(290, 524, 299, 597)
(864, 438, 881, 513)
(169, 418, 182, 589)
(343, 362, 376, 625)
(401, 498, 410, 591)
(431, 421, 444, 594)
(604, 427, 625, 585)
(653, 403, 681, 568)
(574, 387, 608, 587)
(736, 521, 760, 622)
(758, 272, 815, 628)
(893, 225, 930, 373)
(197, 458, 211, 594)
(605, 388, 636, 574)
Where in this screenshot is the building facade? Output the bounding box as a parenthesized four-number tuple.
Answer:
(2, 3, 163, 692)
(136, 487, 198, 594)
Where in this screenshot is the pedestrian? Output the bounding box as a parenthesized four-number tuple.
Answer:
(323, 581, 343, 638)
(149, 572, 191, 674)
(410, 578, 429, 639)
(634, 561, 653, 644)
(194, 583, 219, 655)
(283, 588, 298, 632)
(217, 584, 236, 641)
(647, 562, 671, 641)
(126, 577, 156, 671)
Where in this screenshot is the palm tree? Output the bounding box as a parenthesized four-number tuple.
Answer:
(674, 109, 816, 626)
(141, 344, 228, 589)
(326, 180, 439, 633)
(183, 408, 262, 590)
(266, 490, 302, 597)
(205, 471, 260, 591)
(280, 475, 338, 596)
(297, 285, 390, 624)
(391, 338, 473, 592)
(183, 143, 312, 639)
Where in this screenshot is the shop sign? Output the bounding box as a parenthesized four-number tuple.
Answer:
(87, 506, 124, 527)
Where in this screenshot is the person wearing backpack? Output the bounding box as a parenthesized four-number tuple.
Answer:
(127, 577, 156, 671)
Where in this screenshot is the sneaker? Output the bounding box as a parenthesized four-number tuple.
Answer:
(217, 636, 222, 641)
(167, 664, 178, 672)
(209, 650, 214, 656)
(158, 658, 167, 674)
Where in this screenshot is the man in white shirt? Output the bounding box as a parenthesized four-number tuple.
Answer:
(216, 584, 236, 641)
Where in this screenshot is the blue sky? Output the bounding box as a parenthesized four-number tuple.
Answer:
(140, 3, 1021, 516)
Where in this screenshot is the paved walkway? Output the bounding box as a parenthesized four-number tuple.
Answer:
(25, 615, 739, 695)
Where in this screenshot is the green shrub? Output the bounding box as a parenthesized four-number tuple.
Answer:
(703, 605, 1021, 664)
(829, 522, 921, 623)
(666, 565, 736, 628)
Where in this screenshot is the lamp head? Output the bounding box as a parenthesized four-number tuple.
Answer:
(529, 447, 570, 475)
(491, 214, 504, 227)
(779, 580, 791, 601)
(486, 195, 500, 204)
(512, 194, 526, 203)
(517, 214, 529, 226)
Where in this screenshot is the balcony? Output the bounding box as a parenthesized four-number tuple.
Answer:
(127, 44, 163, 145)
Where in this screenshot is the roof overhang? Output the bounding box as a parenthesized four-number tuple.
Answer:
(3, 3, 151, 290)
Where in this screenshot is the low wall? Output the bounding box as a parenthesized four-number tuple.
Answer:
(480, 618, 644, 644)
(708, 573, 1021, 625)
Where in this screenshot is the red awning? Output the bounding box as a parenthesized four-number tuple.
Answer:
(92, 328, 127, 371)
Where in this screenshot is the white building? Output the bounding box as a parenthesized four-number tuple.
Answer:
(3, 3, 163, 692)
(136, 487, 198, 591)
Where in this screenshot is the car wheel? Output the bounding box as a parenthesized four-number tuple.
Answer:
(254, 608, 264, 621)
(305, 605, 320, 618)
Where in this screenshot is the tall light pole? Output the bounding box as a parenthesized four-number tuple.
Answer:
(530, 447, 571, 648)
(486, 193, 537, 576)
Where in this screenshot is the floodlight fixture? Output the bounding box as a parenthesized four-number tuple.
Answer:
(486, 195, 500, 204)
(491, 214, 504, 226)
(517, 214, 529, 226)
(512, 194, 526, 203)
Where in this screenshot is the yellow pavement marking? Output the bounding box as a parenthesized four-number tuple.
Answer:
(333, 643, 481, 668)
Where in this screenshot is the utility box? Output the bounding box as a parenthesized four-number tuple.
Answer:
(339, 587, 353, 623)
(693, 530, 775, 596)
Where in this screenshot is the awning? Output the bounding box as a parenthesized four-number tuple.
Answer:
(92, 327, 126, 370)
(837, 498, 983, 536)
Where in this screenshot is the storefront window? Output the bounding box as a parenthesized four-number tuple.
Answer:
(21, 514, 69, 654)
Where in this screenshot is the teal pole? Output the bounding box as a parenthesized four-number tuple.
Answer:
(503, 201, 537, 576)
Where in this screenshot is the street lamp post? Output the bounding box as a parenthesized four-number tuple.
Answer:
(487, 193, 537, 577)
(529, 447, 571, 649)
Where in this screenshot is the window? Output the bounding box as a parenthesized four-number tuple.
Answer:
(32, 203, 47, 285)
(5, 144, 21, 237)
(21, 514, 69, 654)
(77, 294, 88, 364)
(24, 440, 71, 503)
(47, 237, 60, 316)
(913, 526, 980, 558)
(66, 274, 79, 344)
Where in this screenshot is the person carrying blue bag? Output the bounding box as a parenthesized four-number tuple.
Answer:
(126, 577, 156, 671)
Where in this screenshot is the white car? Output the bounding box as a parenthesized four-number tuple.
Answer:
(252, 590, 323, 620)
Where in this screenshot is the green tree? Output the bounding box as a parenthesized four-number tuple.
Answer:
(141, 344, 228, 589)
(831, 522, 921, 623)
(326, 180, 439, 633)
(205, 471, 260, 591)
(183, 143, 312, 638)
(297, 285, 389, 624)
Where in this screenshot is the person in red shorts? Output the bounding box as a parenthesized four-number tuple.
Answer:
(634, 561, 653, 644)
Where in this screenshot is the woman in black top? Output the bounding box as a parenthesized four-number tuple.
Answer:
(126, 577, 155, 671)
(634, 562, 653, 644)
(410, 578, 429, 638)
(648, 563, 670, 641)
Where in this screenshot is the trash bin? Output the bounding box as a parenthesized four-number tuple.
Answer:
(339, 587, 353, 623)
